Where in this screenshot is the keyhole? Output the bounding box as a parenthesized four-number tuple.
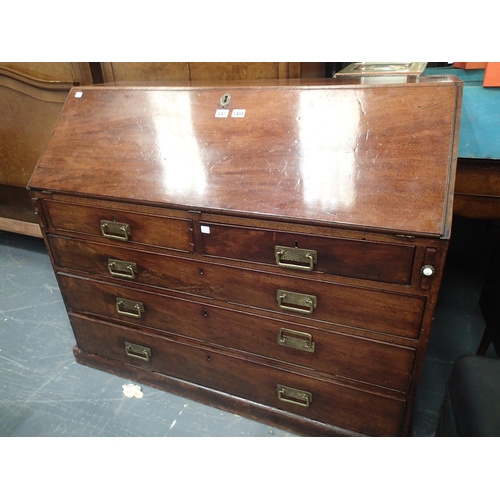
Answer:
(294, 240, 299, 248)
(220, 92, 231, 107)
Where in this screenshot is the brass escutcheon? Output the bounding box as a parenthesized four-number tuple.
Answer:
(220, 92, 232, 107)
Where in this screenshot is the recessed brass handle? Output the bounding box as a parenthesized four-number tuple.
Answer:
(277, 290, 317, 315)
(108, 258, 138, 280)
(275, 246, 317, 271)
(100, 220, 131, 241)
(277, 328, 315, 353)
(125, 341, 151, 362)
(116, 298, 145, 318)
(277, 384, 312, 408)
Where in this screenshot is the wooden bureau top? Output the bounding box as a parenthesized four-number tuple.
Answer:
(28, 77, 462, 237)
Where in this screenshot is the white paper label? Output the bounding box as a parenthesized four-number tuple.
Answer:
(231, 109, 246, 118)
(200, 225, 211, 234)
(75, 91, 83, 98)
(215, 109, 229, 118)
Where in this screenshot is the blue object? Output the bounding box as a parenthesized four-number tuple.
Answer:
(423, 67, 500, 160)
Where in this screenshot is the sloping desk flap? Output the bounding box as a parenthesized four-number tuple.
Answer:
(28, 78, 462, 237)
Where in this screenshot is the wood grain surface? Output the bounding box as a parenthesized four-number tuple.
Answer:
(29, 78, 462, 237)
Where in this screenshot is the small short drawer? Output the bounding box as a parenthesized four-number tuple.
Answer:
(70, 315, 406, 436)
(199, 222, 415, 284)
(58, 274, 416, 392)
(42, 199, 194, 252)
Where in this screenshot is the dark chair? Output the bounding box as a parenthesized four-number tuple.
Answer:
(477, 229, 500, 356)
(436, 354, 500, 436)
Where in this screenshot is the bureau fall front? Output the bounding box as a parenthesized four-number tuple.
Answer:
(27, 77, 462, 436)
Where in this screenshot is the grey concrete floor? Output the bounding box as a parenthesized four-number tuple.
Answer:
(0, 216, 494, 437)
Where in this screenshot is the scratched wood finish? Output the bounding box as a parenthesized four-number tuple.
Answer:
(29, 78, 462, 237)
(29, 79, 462, 436)
(70, 314, 406, 437)
(43, 199, 195, 252)
(199, 221, 415, 284)
(58, 273, 416, 392)
(48, 235, 426, 338)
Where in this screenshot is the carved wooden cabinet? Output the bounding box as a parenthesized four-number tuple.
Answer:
(0, 63, 93, 236)
(99, 62, 325, 83)
(28, 77, 462, 436)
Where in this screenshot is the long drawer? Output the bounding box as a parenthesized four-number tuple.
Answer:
(42, 199, 194, 252)
(69, 314, 406, 436)
(199, 221, 416, 285)
(58, 274, 416, 392)
(49, 236, 426, 338)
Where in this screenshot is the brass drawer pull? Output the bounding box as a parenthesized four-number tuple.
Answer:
(116, 298, 145, 318)
(107, 258, 138, 280)
(277, 384, 312, 408)
(275, 246, 317, 271)
(277, 290, 317, 315)
(277, 328, 315, 353)
(100, 220, 131, 241)
(125, 341, 151, 361)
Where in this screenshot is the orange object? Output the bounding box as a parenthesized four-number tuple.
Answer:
(453, 62, 487, 69)
(483, 63, 500, 87)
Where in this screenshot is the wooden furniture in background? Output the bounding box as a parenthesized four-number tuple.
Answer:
(423, 66, 500, 358)
(453, 159, 500, 219)
(0, 62, 93, 85)
(99, 62, 326, 83)
(423, 66, 500, 219)
(0, 63, 93, 237)
(1, 62, 325, 237)
(28, 77, 462, 436)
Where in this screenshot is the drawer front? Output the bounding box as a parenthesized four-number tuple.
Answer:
(43, 200, 194, 252)
(58, 274, 416, 392)
(50, 236, 426, 338)
(70, 315, 406, 436)
(200, 222, 415, 285)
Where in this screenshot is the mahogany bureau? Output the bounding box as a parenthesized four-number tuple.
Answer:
(27, 77, 462, 436)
